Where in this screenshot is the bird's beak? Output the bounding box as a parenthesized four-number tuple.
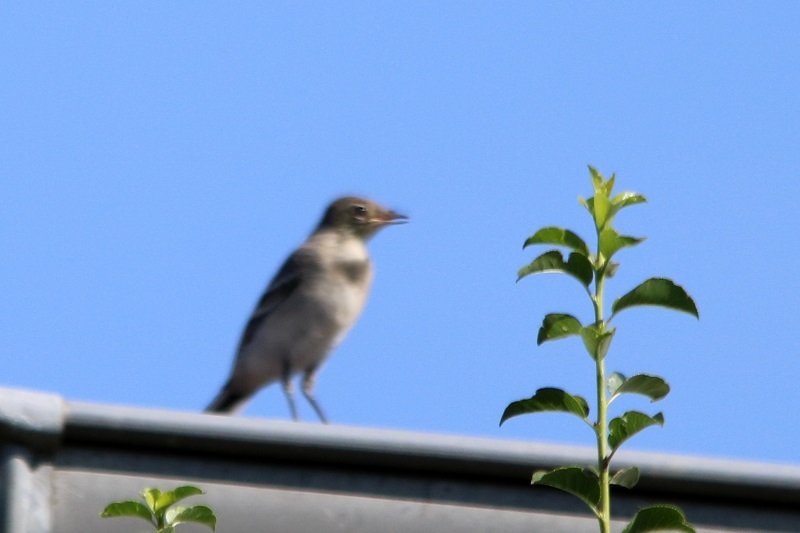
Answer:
(375, 210, 409, 225)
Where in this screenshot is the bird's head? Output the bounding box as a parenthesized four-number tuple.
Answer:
(319, 196, 408, 239)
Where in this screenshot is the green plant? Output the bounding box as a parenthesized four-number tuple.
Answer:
(500, 167, 698, 533)
(101, 485, 216, 532)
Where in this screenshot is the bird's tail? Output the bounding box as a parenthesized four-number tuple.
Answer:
(205, 385, 248, 413)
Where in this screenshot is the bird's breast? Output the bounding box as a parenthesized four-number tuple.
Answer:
(335, 259, 371, 284)
(315, 258, 372, 326)
(298, 232, 374, 344)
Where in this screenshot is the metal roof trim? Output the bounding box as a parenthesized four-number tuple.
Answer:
(3, 387, 799, 506)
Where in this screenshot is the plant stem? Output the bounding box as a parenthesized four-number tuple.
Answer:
(595, 269, 611, 533)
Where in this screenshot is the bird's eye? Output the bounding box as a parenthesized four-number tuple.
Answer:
(351, 205, 367, 216)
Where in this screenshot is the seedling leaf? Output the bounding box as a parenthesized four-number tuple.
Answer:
(524, 227, 590, 256)
(142, 488, 161, 514)
(610, 191, 647, 219)
(537, 313, 583, 345)
(166, 505, 217, 530)
(610, 467, 640, 489)
(155, 486, 204, 513)
(518, 250, 593, 287)
(605, 260, 620, 277)
(599, 227, 645, 261)
(622, 505, 695, 533)
(589, 165, 605, 191)
(587, 166, 613, 228)
(608, 372, 626, 396)
(609, 411, 665, 452)
(100, 501, 155, 525)
(612, 374, 670, 402)
(580, 325, 615, 361)
(500, 387, 589, 425)
(533, 466, 600, 515)
(612, 278, 699, 319)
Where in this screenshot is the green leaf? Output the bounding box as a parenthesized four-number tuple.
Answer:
(588, 166, 616, 196)
(608, 372, 626, 395)
(609, 411, 665, 452)
(610, 467, 640, 489)
(524, 227, 590, 256)
(610, 374, 670, 403)
(578, 195, 592, 215)
(588, 165, 605, 191)
(158, 527, 176, 533)
(532, 466, 600, 515)
(164, 505, 186, 525)
(622, 505, 695, 533)
(142, 488, 162, 514)
(604, 260, 620, 278)
(500, 387, 589, 425)
(165, 505, 217, 530)
(610, 191, 647, 219)
(580, 325, 615, 361)
(518, 250, 594, 287)
(587, 166, 612, 229)
(155, 486, 205, 513)
(604, 174, 616, 196)
(537, 313, 583, 345)
(580, 195, 611, 230)
(100, 501, 155, 524)
(612, 278, 699, 319)
(586, 168, 647, 228)
(598, 227, 645, 262)
(592, 194, 610, 229)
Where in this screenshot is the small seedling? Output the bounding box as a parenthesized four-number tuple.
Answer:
(101, 485, 216, 532)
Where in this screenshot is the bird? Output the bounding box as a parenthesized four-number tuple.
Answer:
(205, 196, 407, 422)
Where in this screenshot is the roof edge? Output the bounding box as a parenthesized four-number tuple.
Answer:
(3, 387, 800, 506)
(0, 387, 64, 452)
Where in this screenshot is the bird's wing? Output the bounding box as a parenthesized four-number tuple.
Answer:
(236, 250, 308, 352)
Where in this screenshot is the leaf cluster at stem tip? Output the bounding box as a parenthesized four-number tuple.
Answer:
(518, 166, 698, 335)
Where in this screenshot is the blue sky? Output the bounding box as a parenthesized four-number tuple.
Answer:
(2, 3, 799, 465)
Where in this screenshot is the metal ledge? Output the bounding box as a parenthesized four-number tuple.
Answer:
(0, 388, 63, 452)
(0, 387, 791, 505)
(3, 385, 800, 533)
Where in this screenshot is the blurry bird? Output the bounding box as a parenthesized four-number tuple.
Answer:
(206, 196, 407, 422)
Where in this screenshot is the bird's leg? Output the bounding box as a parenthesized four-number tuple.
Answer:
(302, 371, 328, 424)
(282, 374, 299, 421)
